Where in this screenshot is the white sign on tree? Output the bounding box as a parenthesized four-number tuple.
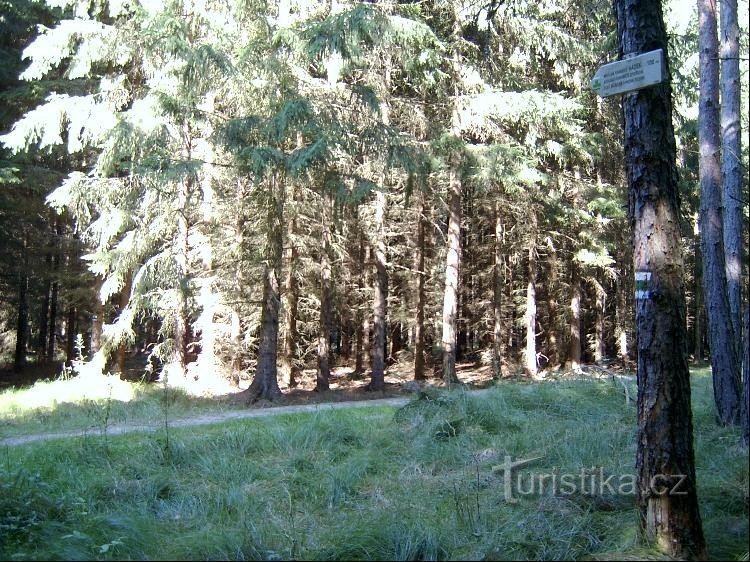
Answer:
(591, 49, 664, 97)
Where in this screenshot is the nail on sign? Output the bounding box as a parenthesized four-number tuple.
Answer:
(591, 49, 664, 97)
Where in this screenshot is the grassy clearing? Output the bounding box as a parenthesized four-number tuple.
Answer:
(1, 371, 747, 561)
(0, 374, 242, 440)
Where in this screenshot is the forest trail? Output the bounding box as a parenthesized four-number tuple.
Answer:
(1, 394, 429, 447)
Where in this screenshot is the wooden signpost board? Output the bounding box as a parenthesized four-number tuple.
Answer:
(591, 49, 664, 98)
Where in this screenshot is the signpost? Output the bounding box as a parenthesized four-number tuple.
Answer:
(591, 49, 664, 98)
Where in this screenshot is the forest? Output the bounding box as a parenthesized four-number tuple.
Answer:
(0, 0, 748, 560)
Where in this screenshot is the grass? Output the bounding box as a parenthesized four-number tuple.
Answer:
(1, 370, 747, 560)
(0, 374, 243, 440)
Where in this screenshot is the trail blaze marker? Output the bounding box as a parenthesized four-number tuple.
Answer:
(591, 49, 664, 97)
(635, 271, 651, 300)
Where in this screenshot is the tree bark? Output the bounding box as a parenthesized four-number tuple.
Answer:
(692, 231, 704, 362)
(281, 187, 299, 387)
(245, 173, 284, 401)
(492, 202, 505, 379)
(524, 238, 537, 378)
(719, 0, 743, 362)
(317, 192, 333, 392)
(698, 0, 741, 425)
(353, 229, 366, 377)
(593, 279, 606, 364)
(90, 276, 104, 355)
(567, 261, 582, 370)
(616, 1, 706, 557)
(369, 189, 388, 391)
(65, 304, 76, 364)
(38, 254, 51, 360)
(414, 194, 427, 381)
(441, 163, 461, 385)
(116, 272, 132, 375)
(47, 253, 58, 362)
(13, 233, 29, 373)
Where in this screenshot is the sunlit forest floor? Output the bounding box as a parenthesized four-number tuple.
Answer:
(1, 367, 747, 561)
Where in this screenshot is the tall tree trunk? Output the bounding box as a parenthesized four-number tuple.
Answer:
(13, 233, 29, 373)
(173, 174, 190, 381)
(524, 237, 537, 378)
(698, 0, 741, 425)
(441, 164, 461, 385)
(414, 195, 427, 381)
(65, 304, 76, 364)
(492, 202, 506, 379)
(693, 230, 704, 362)
(281, 187, 299, 387)
(719, 0, 743, 362)
(116, 272, 132, 375)
(317, 192, 333, 392)
(90, 276, 104, 355)
(38, 254, 51, 359)
(567, 261, 582, 370)
(246, 174, 284, 401)
(47, 253, 58, 362)
(593, 279, 606, 364)
(616, 1, 706, 557)
(362, 243, 371, 376)
(544, 236, 561, 369)
(369, 189, 388, 391)
(353, 228, 365, 377)
(369, 53, 392, 392)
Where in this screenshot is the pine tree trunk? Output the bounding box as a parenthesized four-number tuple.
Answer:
(369, 189, 388, 391)
(693, 232, 704, 362)
(567, 261, 582, 370)
(441, 163, 461, 385)
(317, 193, 333, 392)
(230, 310, 242, 387)
(38, 254, 51, 360)
(616, 1, 706, 557)
(492, 203, 504, 379)
(544, 237, 561, 369)
(90, 276, 104, 355)
(719, 0, 743, 362)
(594, 280, 606, 364)
(698, 0, 741, 426)
(13, 233, 29, 373)
(414, 195, 427, 381)
(524, 239, 537, 378)
(173, 174, 190, 380)
(369, 54, 391, 391)
(246, 174, 284, 401)
(47, 254, 58, 362)
(354, 229, 365, 377)
(362, 243, 371, 376)
(116, 272, 132, 375)
(281, 188, 299, 387)
(65, 305, 76, 364)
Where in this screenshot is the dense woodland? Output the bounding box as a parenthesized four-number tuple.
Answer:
(1, 0, 748, 559)
(0, 1, 747, 398)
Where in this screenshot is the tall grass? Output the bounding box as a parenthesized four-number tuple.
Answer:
(1, 372, 747, 560)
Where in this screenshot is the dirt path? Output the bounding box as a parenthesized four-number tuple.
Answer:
(1, 396, 415, 447)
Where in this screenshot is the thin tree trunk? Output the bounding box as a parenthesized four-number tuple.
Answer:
(230, 310, 242, 387)
(369, 189, 388, 391)
(281, 187, 299, 387)
(38, 254, 51, 360)
(492, 202, 505, 378)
(616, 1, 706, 557)
(65, 305, 76, 364)
(317, 192, 333, 392)
(90, 276, 104, 355)
(245, 173, 284, 401)
(173, 174, 190, 380)
(524, 238, 537, 378)
(593, 279, 606, 364)
(353, 228, 365, 377)
(544, 237, 560, 369)
(720, 0, 743, 361)
(693, 231, 704, 362)
(698, 0, 741, 426)
(13, 233, 29, 373)
(414, 195, 427, 381)
(362, 243, 371, 375)
(369, 53, 392, 392)
(116, 272, 132, 375)
(567, 261, 582, 370)
(47, 254, 58, 362)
